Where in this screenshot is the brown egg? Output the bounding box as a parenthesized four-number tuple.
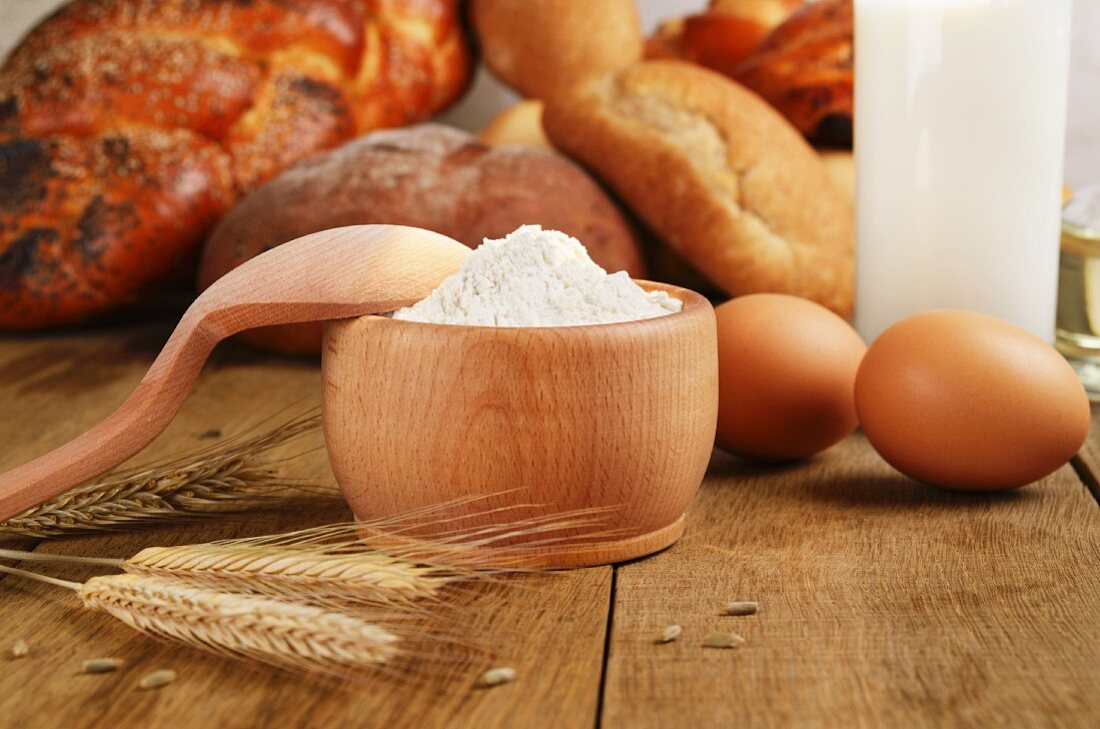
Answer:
(715, 294, 866, 460)
(855, 310, 1091, 491)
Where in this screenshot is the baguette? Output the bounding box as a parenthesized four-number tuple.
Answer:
(543, 61, 853, 316)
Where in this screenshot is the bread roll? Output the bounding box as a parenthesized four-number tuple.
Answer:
(710, 0, 802, 23)
(645, 19, 687, 62)
(543, 61, 853, 316)
(735, 0, 853, 147)
(471, 0, 643, 100)
(476, 98, 726, 295)
(200, 125, 647, 354)
(646, 1, 804, 76)
(479, 101, 552, 149)
(819, 151, 855, 204)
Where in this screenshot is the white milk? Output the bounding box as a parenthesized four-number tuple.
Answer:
(854, 0, 1073, 343)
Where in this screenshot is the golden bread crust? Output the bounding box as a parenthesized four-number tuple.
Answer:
(543, 61, 853, 316)
(735, 0, 853, 146)
(479, 101, 552, 149)
(471, 0, 642, 99)
(0, 0, 471, 328)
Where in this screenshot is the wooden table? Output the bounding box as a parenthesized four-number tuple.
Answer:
(3, 2, 1100, 725)
(1, 316, 1099, 728)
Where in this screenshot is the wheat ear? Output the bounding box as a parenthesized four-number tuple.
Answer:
(0, 566, 398, 677)
(0, 546, 442, 608)
(118, 503, 622, 600)
(124, 544, 447, 605)
(0, 412, 326, 537)
(0, 504, 619, 607)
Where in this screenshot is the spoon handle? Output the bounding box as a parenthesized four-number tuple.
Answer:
(0, 225, 468, 522)
(0, 307, 221, 521)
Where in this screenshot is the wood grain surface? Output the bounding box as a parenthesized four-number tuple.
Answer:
(1071, 411, 1100, 505)
(2, 3, 1099, 727)
(607, 442, 1100, 728)
(0, 327, 611, 729)
(1, 325, 1099, 727)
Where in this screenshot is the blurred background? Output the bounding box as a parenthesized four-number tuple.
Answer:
(3, 0, 1097, 187)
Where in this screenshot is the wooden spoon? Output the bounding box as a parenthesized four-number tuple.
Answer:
(0, 225, 469, 522)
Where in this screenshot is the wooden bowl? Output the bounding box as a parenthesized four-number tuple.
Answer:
(321, 282, 718, 568)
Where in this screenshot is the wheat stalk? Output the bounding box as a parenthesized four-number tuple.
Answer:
(0, 502, 626, 680)
(0, 412, 326, 537)
(0, 503, 620, 607)
(0, 566, 399, 677)
(124, 544, 447, 605)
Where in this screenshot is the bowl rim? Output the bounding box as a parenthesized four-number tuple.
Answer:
(344, 280, 713, 335)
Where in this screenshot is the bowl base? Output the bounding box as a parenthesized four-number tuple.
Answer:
(358, 514, 686, 569)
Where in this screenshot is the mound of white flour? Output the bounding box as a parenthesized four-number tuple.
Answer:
(393, 226, 682, 327)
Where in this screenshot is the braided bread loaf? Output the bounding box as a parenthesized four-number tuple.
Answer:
(0, 0, 470, 329)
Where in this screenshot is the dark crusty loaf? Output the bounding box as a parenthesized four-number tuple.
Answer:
(199, 124, 647, 355)
(0, 0, 471, 329)
(543, 60, 853, 316)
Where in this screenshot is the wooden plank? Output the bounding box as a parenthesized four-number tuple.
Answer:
(0, 330, 611, 728)
(601, 438, 1100, 727)
(1070, 407, 1100, 504)
(0, 554, 611, 729)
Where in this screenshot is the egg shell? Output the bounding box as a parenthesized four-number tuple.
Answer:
(714, 294, 866, 460)
(855, 310, 1091, 491)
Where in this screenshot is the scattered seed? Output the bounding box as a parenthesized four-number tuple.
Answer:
(724, 601, 759, 617)
(82, 658, 123, 674)
(10, 639, 28, 659)
(139, 669, 176, 690)
(703, 632, 744, 649)
(477, 666, 517, 687)
(659, 624, 682, 643)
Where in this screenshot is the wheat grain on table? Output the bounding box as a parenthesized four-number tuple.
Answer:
(3, 0, 1100, 725)
(0, 327, 610, 729)
(2, 318, 1100, 727)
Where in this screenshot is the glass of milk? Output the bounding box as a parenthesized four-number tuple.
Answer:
(854, 0, 1073, 343)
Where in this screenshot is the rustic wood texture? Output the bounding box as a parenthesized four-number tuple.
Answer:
(0, 326, 611, 729)
(604, 438, 1100, 727)
(2, 4, 1100, 727)
(0, 226, 469, 521)
(1071, 409, 1100, 504)
(2, 324, 1098, 727)
(323, 282, 717, 568)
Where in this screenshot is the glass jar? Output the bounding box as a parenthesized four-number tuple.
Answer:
(1057, 185, 1100, 400)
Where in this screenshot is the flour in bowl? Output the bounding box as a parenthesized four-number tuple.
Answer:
(392, 226, 682, 327)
